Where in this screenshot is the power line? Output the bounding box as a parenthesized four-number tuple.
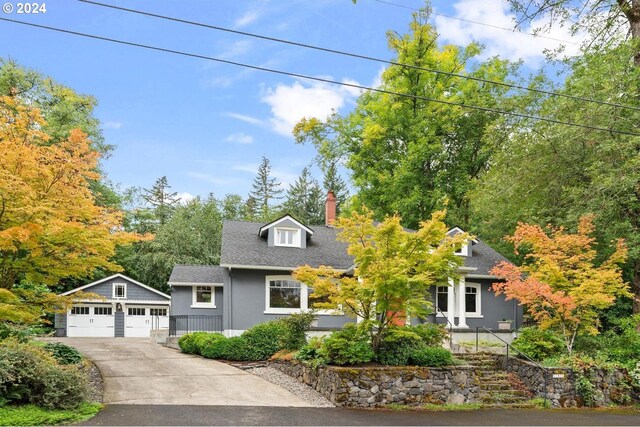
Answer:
(78, 0, 640, 114)
(375, 0, 578, 45)
(2, 17, 639, 137)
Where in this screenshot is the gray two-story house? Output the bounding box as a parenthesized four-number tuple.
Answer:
(168, 193, 523, 337)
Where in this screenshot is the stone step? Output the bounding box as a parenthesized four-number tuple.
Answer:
(478, 394, 531, 404)
(480, 389, 532, 398)
(477, 382, 517, 390)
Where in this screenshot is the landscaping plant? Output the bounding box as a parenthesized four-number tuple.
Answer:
(43, 342, 83, 365)
(512, 327, 565, 361)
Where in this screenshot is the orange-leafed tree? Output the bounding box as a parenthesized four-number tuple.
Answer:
(0, 95, 142, 289)
(490, 215, 629, 354)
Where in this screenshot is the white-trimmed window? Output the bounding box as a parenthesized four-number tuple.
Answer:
(94, 307, 112, 315)
(265, 276, 337, 314)
(150, 308, 167, 316)
(128, 307, 145, 316)
(465, 283, 482, 317)
(113, 283, 126, 299)
(70, 306, 89, 315)
(192, 285, 215, 308)
(274, 227, 301, 247)
(436, 286, 449, 313)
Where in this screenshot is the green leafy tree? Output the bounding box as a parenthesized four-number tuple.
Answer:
(472, 42, 640, 314)
(281, 167, 325, 224)
(322, 163, 348, 213)
(294, 12, 515, 229)
(249, 156, 283, 221)
(116, 196, 223, 292)
(293, 208, 467, 352)
(221, 193, 247, 220)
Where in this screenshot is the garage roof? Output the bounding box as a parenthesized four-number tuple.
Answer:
(168, 265, 225, 285)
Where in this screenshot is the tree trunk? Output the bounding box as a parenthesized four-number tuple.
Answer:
(633, 261, 640, 319)
(620, 0, 640, 65)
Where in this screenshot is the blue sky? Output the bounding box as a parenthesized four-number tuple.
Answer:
(0, 0, 582, 202)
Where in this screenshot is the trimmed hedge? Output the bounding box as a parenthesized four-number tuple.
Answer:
(409, 347, 453, 367)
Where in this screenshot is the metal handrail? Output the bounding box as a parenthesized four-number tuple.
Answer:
(434, 307, 454, 350)
(478, 326, 549, 407)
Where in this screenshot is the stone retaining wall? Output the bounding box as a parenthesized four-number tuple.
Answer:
(269, 361, 485, 407)
(498, 356, 637, 407)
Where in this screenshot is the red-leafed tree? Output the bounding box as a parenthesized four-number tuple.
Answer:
(490, 215, 629, 354)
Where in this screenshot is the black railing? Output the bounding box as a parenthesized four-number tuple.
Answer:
(434, 307, 454, 350)
(477, 326, 549, 407)
(169, 315, 223, 336)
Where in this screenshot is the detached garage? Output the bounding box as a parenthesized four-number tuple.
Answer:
(55, 274, 171, 338)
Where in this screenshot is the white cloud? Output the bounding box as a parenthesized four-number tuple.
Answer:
(434, 0, 585, 65)
(223, 112, 266, 127)
(176, 192, 195, 204)
(218, 40, 253, 60)
(103, 121, 123, 129)
(235, 9, 261, 28)
(261, 79, 359, 137)
(226, 132, 254, 144)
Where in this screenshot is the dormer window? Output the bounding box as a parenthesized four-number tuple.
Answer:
(275, 227, 300, 247)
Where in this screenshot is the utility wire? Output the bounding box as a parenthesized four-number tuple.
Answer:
(78, 0, 640, 113)
(2, 17, 639, 137)
(375, 0, 578, 45)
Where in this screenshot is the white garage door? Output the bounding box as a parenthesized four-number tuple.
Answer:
(125, 307, 169, 337)
(67, 306, 114, 337)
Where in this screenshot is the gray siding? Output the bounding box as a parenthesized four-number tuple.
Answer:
(79, 277, 168, 301)
(54, 313, 66, 337)
(114, 311, 124, 337)
(226, 268, 352, 331)
(170, 285, 224, 316)
(420, 279, 524, 330)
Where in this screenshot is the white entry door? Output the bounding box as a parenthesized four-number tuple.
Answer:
(67, 305, 114, 337)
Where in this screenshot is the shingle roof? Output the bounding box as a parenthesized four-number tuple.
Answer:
(465, 240, 511, 276)
(220, 220, 510, 275)
(220, 221, 353, 270)
(168, 265, 225, 284)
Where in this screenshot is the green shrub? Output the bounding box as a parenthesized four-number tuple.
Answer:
(295, 337, 327, 368)
(241, 321, 286, 360)
(0, 341, 88, 409)
(320, 324, 374, 366)
(193, 333, 225, 355)
(512, 327, 564, 361)
(43, 343, 82, 365)
(178, 332, 209, 355)
(409, 347, 453, 367)
(377, 328, 425, 366)
(222, 336, 254, 361)
(410, 323, 448, 347)
(200, 336, 229, 359)
(278, 311, 317, 350)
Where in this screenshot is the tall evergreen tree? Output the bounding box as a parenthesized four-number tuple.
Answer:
(142, 176, 180, 227)
(282, 167, 325, 224)
(249, 156, 283, 220)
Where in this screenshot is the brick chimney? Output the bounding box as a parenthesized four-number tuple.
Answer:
(325, 191, 336, 226)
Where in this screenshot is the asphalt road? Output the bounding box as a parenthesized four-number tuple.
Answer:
(79, 405, 640, 426)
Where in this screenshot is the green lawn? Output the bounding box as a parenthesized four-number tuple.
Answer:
(0, 402, 102, 426)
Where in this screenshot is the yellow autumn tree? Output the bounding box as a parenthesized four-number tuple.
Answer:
(0, 95, 142, 289)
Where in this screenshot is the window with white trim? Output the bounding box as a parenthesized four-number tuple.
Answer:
(128, 307, 145, 316)
(268, 278, 301, 310)
(265, 276, 337, 314)
(70, 306, 89, 315)
(464, 283, 482, 316)
(113, 283, 126, 299)
(150, 308, 167, 316)
(274, 227, 301, 247)
(191, 285, 215, 308)
(94, 307, 112, 315)
(436, 286, 449, 313)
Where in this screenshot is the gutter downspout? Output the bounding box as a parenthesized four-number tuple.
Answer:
(228, 267, 233, 334)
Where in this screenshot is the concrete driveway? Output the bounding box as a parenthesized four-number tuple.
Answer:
(56, 338, 311, 407)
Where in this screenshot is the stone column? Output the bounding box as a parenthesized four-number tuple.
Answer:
(457, 277, 468, 328)
(447, 278, 456, 327)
